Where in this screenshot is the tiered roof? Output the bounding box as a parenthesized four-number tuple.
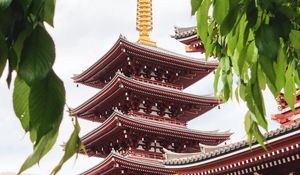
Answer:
(81, 151, 175, 175)
(72, 36, 216, 89)
(70, 72, 220, 122)
(164, 122, 300, 175)
(81, 111, 232, 157)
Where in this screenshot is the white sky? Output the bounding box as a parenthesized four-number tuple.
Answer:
(0, 0, 280, 174)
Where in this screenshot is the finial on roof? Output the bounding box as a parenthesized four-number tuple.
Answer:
(136, 0, 156, 46)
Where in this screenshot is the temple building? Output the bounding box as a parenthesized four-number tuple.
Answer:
(71, 0, 300, 174)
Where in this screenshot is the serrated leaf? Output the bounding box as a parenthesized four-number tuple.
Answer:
(44, 0, 56, 27)
(19, 26, 55, 85)
(51, 117, 84, 175)
(18, 128, 58, 175)
(13, 77, 30, 132)
(284, 62, 296, 111)
(0, 0, 12, 9)
(191, 0, 202, 15)
(196, 0, 210, 45)
(29, 70, 65, 144)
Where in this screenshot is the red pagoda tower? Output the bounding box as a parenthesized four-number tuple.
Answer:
(71, 1, 231, 174)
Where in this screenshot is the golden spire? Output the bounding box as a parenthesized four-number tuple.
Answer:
(136, 0, 156, 46)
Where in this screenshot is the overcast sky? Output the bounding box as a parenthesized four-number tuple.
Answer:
(0, 0, 280, 174)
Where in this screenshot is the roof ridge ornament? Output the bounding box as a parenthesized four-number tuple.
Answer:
(136, 0, 156, 46)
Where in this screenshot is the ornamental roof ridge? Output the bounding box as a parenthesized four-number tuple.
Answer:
(126, 38, 217, 64)
(164, 122, 300, 166)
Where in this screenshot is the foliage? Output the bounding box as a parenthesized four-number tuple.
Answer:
(191, 0, 300, 145)
(0, 0, 83, 174)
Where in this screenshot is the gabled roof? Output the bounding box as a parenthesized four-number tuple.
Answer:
(81, 111, 232, 150)
(72, 35, 217, 89)
(81, 151, 175, 175)
(70, 73, 220, 121)
(164, 122, 300, 166)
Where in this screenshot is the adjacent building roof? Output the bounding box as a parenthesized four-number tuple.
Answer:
(164, 122, 300, 166)
(72, 35, 217, 89)
(172, 26, 198, 40)
(70, 72, 220, 122)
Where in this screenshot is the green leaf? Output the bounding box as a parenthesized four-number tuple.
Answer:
(51, 117, 84, 175)
(29, 70, 65, 144)
(0, 0, 12, 9)
(44, 0, 56, 26)
(213, 0, 229, 25)
(220, 5, 240, 36)
(13, 77, 30, 132)
(289, 30, 300, 56)
(284, 62, 296, 111)
(255, 24, 280, 61)
(19, 26, 55, 85)
(214, 67, 221, 95)
(239, 82, 246, 101)
(0, 34, 7, 78)
(258, 55, 277, 94)
(251, 82, 267, 129)
(274, 43, 287, 92)
(257, 64, 266, 90)
(244, 111, 253, 134)
(235, 86, 239, 103)
(191, 0, 202, 15)
(18, 128, 58, 175)
(252, 123, 266, 149)
(245, 40, 257, 64)
(196, 0, 210, 45)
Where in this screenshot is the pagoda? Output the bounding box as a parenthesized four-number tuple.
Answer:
(71, 0, 231, 174)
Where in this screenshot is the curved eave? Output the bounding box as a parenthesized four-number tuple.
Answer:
(81, 111, 232, 147)
(81, 152, 175, 175)
(164, 123, 300, 167)
(72, 36, 218, 88)
(70, 73, 221, 118)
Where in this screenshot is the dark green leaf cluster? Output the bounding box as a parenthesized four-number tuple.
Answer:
(0, 0, 84, 174)
(191, 0, 300, 146)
